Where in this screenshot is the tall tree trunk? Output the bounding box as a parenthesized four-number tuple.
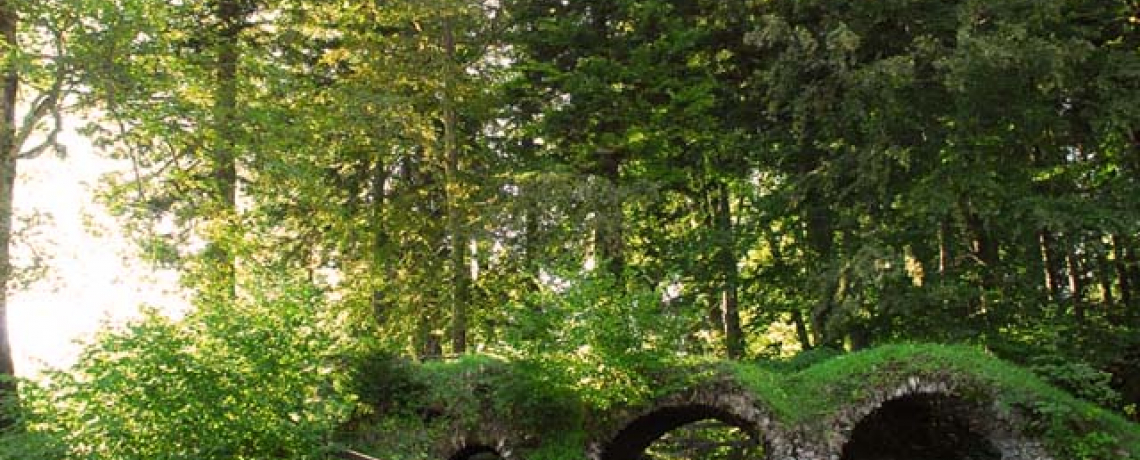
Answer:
(442, 16, 470, 354)
(370, 157, 390, 325)
(207, 0, 242, 301)
(0, 0, 19, 422)
(714, 182, 744, 358)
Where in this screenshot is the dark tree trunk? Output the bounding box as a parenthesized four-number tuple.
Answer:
(791, 309, 813, 351)
(807, 193, 843, 348)
(1040, 229, 1066, 302)
(1114, 234, 1135, 309)
(0, 0, 19, 424)
(806, 202, 840, 348)
(595, 148, 624, 280)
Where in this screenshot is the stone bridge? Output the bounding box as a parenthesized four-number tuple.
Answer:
(341, 345, 1140, 460)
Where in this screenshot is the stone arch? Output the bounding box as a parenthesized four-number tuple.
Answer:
(440, 425, 522, 460)
(827, 376, 1053, 460)
(590, 384, 786, 460)
(447, 445, 506, 460)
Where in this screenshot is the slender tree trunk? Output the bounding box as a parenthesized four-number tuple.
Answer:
(442, 17, 470, 354)
(1126, 241, 1140, 310)
(370, 157, 390, 325)
(1067, 251, 1086, 322)
(938, 216, 960, 280)
(418, 314, 443, 359)
(714, 182, 744, 358)
(0, 0, 19, 421)
(1124, 238, 1140, 326)
(1041, 229, 1066, 302)
(1115, 234, 1134, 308)
(964, 202, 999, 319)
(791, 309, 813, 351)
(1099, 251, 1116, 307)
(966, 213, 999, 280)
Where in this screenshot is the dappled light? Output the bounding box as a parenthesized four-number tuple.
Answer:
(645, 420, 760, 460)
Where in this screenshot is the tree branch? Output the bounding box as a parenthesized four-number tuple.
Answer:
(16, 100, 65, 160)
(11, 38, 68, 159)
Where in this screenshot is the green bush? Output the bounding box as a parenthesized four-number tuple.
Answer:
(32, 282, 356, 460)
(0, 380, 67, 460)
(1030, 355, 1123, 411)
(346, 350, 426, 416)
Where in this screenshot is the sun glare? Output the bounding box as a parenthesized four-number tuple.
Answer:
(8, 121, 187, 378)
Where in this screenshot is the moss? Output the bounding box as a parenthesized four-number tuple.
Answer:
(781, 344, 1140, 458)
(342, 344, 1140, 460)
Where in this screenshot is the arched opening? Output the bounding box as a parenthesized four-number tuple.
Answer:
(448, 445, 504, 460)
(840, 393, 1001, 460)
(600, 404, 763, 460)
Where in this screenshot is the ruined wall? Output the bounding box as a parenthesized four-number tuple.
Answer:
(369, 346, 1137, 460)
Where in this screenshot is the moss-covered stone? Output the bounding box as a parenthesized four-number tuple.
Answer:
(339, 344, 1140, 460)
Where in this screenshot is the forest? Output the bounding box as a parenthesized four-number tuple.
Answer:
(0, 0, 1139, 459)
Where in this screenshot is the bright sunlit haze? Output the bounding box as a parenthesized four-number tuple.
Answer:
(9, 121, 187, 377)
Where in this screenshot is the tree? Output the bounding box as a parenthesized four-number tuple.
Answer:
(502, 0, 759, 357)
(741, 0, 1140, 356)
(0, 0, 94, 419)
(205, 0, 506, 356)
(91, 0, 257, 304)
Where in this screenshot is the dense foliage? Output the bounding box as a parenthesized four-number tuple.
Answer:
(0, 0, 1139, 458)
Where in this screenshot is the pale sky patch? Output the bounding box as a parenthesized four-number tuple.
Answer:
(8, 121, 187, 378)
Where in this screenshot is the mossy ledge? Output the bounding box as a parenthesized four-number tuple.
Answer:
(337, 344, 1140, 460)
